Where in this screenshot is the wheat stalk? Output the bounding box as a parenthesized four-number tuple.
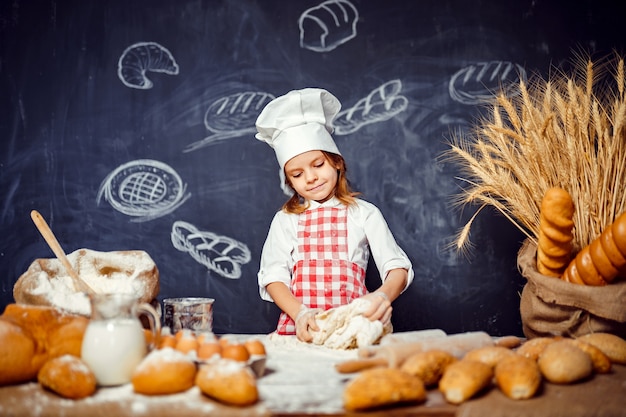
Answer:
(444, 53, 626, 254)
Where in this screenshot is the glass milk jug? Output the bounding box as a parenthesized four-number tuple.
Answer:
(81, 293, 160, 386)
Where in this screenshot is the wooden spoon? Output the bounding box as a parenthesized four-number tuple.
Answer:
(30, 210, 96, 295)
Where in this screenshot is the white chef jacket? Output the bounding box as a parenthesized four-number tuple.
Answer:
(258, 197, 414, 302)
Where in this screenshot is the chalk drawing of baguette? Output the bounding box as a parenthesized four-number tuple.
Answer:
(448, 61, 527, 105)
(333, 80, 409, 135)
(117, 42, 179, 89)
(171, 221, 251, 279)
(184, 91, 275, 153)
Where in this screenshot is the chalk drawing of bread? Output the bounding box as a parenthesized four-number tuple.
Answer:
(184, 91, 275, 152)
(448, 61, 526, 105)
(117, 42, 180, 89)
(97, 159, 191, 222)
(333, 80, 409, 135)
(299, 0, 359, 52)
(171, 221, 251, 279)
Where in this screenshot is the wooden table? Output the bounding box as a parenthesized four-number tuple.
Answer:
(0, 334, 625, 417)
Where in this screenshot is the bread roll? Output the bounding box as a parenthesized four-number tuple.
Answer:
(564, 338, 612, 373)
(13, 248, 159, 316)
(37, 355, 97, 399)
(438, 360, 493, 404)
(0, 320, 37, 385)
(0, 304, 88, 386)
(131, 347, 197, 395)
(195, 359, 258, 406)
(400, 349, 457, 386)
(343, 368, 426, 411)
(577, 332, 626, 365)
(463, 346, 516, 369)
(537, 340, 593, 383)
(494, 354, 541, 400)
(536, 187, 575, 277)
(515, 337, 557, 361)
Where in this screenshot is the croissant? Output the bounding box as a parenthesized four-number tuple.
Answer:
(562, 212, 626, 285)
(536, 188, 575, 277)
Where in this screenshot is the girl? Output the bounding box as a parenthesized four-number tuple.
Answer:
(255, 88, 414, 342)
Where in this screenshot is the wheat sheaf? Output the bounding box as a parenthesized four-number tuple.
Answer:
(444, 53, 626, 254)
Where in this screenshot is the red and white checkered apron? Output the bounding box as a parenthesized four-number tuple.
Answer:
(276, 206, 367, 335)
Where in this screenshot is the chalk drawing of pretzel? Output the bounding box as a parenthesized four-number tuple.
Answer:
(118, 42, 180, 89)
(171, 221, 251, 279)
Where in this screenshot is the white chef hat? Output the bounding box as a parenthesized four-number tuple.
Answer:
(255, 88, 342, 170)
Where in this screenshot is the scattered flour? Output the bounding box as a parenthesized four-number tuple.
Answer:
(0, 333, 361, 416)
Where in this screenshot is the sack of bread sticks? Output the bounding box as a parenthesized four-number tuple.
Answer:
(517, 239, 626, 339)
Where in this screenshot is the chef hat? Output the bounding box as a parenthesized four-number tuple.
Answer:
(255, 88, 342, 170)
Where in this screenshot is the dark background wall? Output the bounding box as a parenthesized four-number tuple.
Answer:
(1, 0, 624, 336)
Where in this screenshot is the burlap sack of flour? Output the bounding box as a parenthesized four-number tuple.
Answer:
(518, 239, 626, 339)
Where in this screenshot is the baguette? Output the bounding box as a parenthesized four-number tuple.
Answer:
(494, 354, 541, 400)
(439, 360, 493, 404)
(536, 188, 575, 277)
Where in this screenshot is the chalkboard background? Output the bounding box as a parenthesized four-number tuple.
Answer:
(1, 0, 624, 336)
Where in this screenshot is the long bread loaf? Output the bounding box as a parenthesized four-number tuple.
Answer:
(562, 211, 626, 285)
(536, 187, 575, 277)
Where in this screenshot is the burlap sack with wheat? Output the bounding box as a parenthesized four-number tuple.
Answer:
(517, 239, 626, 339)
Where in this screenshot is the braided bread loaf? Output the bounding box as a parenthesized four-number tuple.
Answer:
(536, 188, 575, 277)
(562, 211, 626, 285)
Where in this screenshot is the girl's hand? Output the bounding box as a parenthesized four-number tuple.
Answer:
(294, 305, 321, 342)
(358, 292, 392, 325)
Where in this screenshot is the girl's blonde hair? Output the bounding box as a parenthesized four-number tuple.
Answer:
(282, 151, 360, 214)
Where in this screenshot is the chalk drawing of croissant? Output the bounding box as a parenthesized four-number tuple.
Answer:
(448, 61, 526, 105)
(184, 91, 275, 153)
(333, 80, 409, 135)
(97, 159, 191, 222)
(117, 42, 180, 89)
(171, 221, 251, 279)
(299, 0, 359, 52)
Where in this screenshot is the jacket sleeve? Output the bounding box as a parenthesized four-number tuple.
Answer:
(257, 211, 296, 302)
(361, 202, 414, 291)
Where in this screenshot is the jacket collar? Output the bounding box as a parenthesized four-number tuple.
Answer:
(307, 196, 342, 209)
